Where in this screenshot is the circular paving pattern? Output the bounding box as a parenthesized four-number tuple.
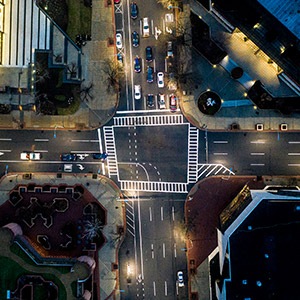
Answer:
(197, 91, 221, 115)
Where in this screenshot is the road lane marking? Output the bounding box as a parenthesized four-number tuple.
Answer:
(161, 206, 164, 221)
(288, 141, 300, 144)
(0, 138, 12, 141)
(137, 195, 145, 280)
(0, 150, 12, 152)
(288, 153, 300, 155)
(163, 243, 165, 258)
(151, 244, 154, 259)
(165, 281, 168, 296)
(172, 206, 175, 221)
(288, 164, 300, 166)
(250, 140, 265, 144)
(250, 153, 265, 155)
(153, 281, 156, 296)
(213, 153, 228, 155)
(149, 207, 152, 221)
(174, 243, 177, 258)
(34, 139, 49, 142)
(71, 139, 98, 142)
(250, 163, 265, 166)
(213, 141, 228, 144)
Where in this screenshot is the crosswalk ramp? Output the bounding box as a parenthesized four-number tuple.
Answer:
(187, 125, 199, 183)
(197, 164, 235, 180)
(114, 114, 185, 127)
(120, 181, 188, 193)
(103, 127, 118, 177)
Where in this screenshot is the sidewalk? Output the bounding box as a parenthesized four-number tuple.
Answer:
(0, 173, 124, 300)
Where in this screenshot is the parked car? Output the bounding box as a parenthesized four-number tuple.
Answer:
(20, 152, 42, 160)
(147, 94, 154, 108)
(142, 17, 150, 37)
(167, 41, 173, 57)
(157, 72, 164, 88)
(114, 0, 121, 4)
(132, 31, 139, 47)
(134, 56, 141, 73)
(60, 153, 77, 161)
(134, 85, 141, 100)
(169, 94, 177, 112)
(117, 53, 123, 65)
(145, 46, 153, 62)
(93, 152, 108, 161)
(147, 67, 154, 83)
(158, 94, 166, 109)
(116, 33, 122, 49)
(177, 271, 184, 287)
(130, 2, 138, 19)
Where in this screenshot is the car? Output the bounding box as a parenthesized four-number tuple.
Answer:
(116, 33, 122, 49)
(114, 0, 121, 4)
(93, 152, 108, 161)
(134, 56, 141, 73)
(132, 31, 139, 47)
(147, 66, 154, 83)
(147, 94, 154, 108)
(177, 271, 184, 287)
(60, 153, 77, 161)
(117, 53, 123, 65)
(157, 72, 164, 88)
(169, 94, 177, 112)
(64, 164, 73, 173)
(20, 152, 41, 160)
(158, 94, 166, 109)
(134, 85, 141, 100)
(142, 17, 150, 37)
(167, 41, 173, 57)
(130, 2, 138, 19)
(145, 46, 153, 62)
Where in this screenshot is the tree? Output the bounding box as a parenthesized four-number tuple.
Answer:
(101, 58, 124, 94)
(65, 62, 78, 79)
(35, 61, 51, 84)
(83, 218, 104, 241)
(80, 82, 94, 102)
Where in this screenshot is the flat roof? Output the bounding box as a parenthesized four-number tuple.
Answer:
(225, 198, 300, 299)
(258, 0, 300, 40)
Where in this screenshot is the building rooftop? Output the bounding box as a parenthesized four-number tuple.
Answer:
(258, 0, 300, 40)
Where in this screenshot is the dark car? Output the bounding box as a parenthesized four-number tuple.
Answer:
(132, 31, 139, 47)
(130, 2, 138, 19)
(147, 94, 154, 108)
(92, 152, 108, 161)
(145, 46, 153, 62)
(60, 153, 77, 161)
(147, 66, 154, 83)
(134, 56, 141, 73)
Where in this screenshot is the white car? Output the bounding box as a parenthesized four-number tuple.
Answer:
(116, 33, 122, 49)
(142, 17, 150, 37)
(157, 72, 164, 88)
(134, 85, 141, 100)
(20, 152, 41, 160)
(158, 94, 166, 109)
(177, 271, 184, 287)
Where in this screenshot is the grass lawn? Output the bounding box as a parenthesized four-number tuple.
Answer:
(66, 0, 92, 41)
(0, 256, 67, 299)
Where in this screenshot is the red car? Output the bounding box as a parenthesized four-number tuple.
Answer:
(169, 94, 177, 112)
(114, 0, 121, 4)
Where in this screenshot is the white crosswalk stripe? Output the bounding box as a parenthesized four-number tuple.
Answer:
(197, 164, 235, 180)
(103, 127, 118, 177)
(120, 181, 188, 193)
(113, 114, 185, 126)
(188, 125, 199, 183)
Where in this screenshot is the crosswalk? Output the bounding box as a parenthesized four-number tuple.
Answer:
(113, 114, 185, 126)
(103, 127, 118, 177)
(120, 181, 188, 193)
(187, 125, 199, 183)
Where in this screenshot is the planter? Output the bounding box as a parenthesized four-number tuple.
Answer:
(231, 67, 244, 79)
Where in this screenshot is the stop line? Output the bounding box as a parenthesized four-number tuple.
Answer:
(113, 114, 185, 126)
